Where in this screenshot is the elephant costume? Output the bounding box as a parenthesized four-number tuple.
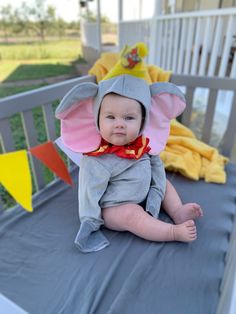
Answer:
(55, 74, 186, 252)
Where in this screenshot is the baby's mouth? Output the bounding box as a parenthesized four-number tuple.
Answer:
(113, 132, 126, 136)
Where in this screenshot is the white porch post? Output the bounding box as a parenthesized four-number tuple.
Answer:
(96, 0, 102, 55)
(118, 0, 123, 50)
(139, 0, 143, 19)
(149, 0, 163, 64)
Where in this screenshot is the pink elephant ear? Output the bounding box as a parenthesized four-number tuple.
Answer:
(144, 84, 186, 155)
(55, 82, 101, 153)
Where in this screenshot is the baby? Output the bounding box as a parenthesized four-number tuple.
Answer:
(56, 74, 203, 253)
(98, 92, 202, 243)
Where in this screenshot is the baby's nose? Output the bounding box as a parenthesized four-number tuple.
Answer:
(114, 118, 125, 128)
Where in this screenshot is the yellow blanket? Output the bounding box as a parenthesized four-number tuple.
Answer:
(89, 52, 228, 184)
(161, 120, 228, 183)
(88, 52, 172, 83)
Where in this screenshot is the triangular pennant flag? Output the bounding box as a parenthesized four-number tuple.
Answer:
(0, 150, 33, 212)
(29, 141, 73, 185)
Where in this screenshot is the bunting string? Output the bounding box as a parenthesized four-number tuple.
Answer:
(0, 141, 73, 212)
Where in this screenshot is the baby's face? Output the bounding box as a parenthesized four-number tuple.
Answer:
(99, 93, 142, 146)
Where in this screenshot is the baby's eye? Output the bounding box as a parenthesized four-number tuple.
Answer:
(106, 115, 115, 119)
(125, 116, 135, 120)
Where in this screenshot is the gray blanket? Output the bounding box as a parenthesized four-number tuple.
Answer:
(0, 164, 235, 314)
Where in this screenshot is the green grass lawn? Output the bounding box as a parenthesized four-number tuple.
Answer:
(0, 39, 86, 97)
(0, 59, 75, 82)
(0, 39, 82, 60)
(0, 39, 84, 83)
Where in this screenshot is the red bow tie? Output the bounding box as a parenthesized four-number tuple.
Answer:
(85, 135, 151, 159)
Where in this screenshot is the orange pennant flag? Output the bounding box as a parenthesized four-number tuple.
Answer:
(0, 150, 33, 211)
(29, 141, 73, 185)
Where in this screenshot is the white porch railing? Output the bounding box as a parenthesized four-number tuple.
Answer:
(151, 8, 236, 77)
(118, 8, 236, 78)
(118, 19, 150, 50)
(80, 8, 236, 77)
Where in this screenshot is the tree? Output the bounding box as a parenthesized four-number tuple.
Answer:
(82, 9, 110, 23)
(55, 18, 67, 38)
(30, 0, 56, 40)
(0, 0, 80, 40)
(10, 3, 30, 36)
(0, 4, 13, 42)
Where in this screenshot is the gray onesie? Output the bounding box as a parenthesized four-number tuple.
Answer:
(75, 153, 166, 252)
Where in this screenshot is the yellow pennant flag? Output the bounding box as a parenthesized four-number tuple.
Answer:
(0, 150, 33, 212)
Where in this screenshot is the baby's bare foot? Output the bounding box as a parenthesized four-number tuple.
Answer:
(172, 203, 203, 224)
(171, 220, 197, 242)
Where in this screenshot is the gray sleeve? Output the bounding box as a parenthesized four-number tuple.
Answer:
(75, 156, 111, 253)
(145, 155, 166, 218)
(78, 156, 110, 223)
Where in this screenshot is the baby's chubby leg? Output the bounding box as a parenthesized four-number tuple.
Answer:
(102, 204, 197, 242)
(163, 180, 203, 224)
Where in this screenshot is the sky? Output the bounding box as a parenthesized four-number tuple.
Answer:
(0, 0, 80, 21)
(0, 0, 155, 22)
